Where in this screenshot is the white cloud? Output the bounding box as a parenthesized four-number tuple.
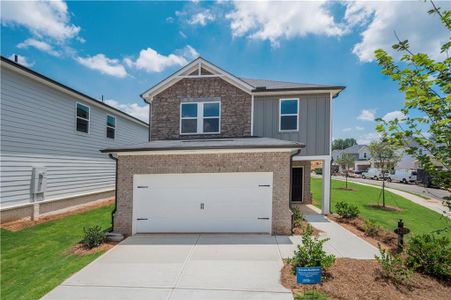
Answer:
(1, 0, 80, 41)
(189, 10, 215, 26)
(226, 1, 346, 47)
(357, 132, 380, 145)
(355, 126, 364, 131)
(17, 38, 60, 56)
(179, 31, 187, 39)
(76, 54, 128, 78)
(382, 110, 406, 122)
(105, 99, 149, 123)
(8, 54, 34, 67)
(344, 1, 451, 62)
(357, 109, 375, 121)
(125, 45, 199, 73)
(342, 128, 352, 132)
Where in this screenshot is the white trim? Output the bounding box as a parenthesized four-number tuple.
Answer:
(106, 114, 116, 139)
(291, 165, 305, 203)
(176, 75, 224, 79)
(251, 94, 254, 136)
(279, 98, 299, 132)
(329, 92, 332, 155)
(76, 102, 90, 134)
(116, 148, 295, 156)
(254, 89, 342, 97)
(293, 155, 331, 161)
(180, 101, 221, 135)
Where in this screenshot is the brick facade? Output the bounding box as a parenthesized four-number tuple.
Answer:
(151, 77, 252, 140)
(114, 151, 292, 236)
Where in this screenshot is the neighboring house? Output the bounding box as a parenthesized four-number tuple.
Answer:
(333, 144, 371, 172)
(102, 57, 344, 236)
(0, 56, 149, 223)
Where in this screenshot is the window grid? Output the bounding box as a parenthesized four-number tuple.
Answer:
(180, 101, 220, 135)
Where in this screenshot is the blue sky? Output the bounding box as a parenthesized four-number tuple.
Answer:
(1, 1, 449, 144)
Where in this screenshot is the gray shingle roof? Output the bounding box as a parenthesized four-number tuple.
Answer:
(239, 77, 345, 92)
(342, 144, 368, 154)
(101, 137, 304, 153)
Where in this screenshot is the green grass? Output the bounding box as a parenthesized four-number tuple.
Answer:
(311, 178, 450, 238)
(1, 205, 113, 300)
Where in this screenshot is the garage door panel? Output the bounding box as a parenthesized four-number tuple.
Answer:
(133, 172, 273, 234)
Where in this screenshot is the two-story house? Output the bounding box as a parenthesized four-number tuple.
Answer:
(102, 57, 344, 236)
(332, 144, 371, 173)
(0, 56, 149, 223)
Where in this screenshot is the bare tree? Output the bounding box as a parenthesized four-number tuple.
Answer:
(336, 153, 355, 189)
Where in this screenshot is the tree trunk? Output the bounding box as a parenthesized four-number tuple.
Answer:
(382, 173, 386, 207)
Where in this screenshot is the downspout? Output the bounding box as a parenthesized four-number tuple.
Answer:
(108, 153, 118, 232)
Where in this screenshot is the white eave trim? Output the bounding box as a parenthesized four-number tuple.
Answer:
(253, 89, 342, 97)
(114, 148, 297, 156)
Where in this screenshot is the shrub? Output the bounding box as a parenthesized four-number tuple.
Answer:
(406, 233, 451, 280)
(292, 207, 303, 227)
(376, 245, 412, 285)
(294, 290, 328, 300)
(82, 225, 105, 249)
(363, 219, 382, 237)
(335, 201, 359, 219)
(289, 231, 336, 275)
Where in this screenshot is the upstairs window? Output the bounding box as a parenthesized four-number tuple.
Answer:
(76, 103, 90, 133)
(106, 115, 116, 139)
(279, 98, 299, 131)
(180, 101, 220, 134)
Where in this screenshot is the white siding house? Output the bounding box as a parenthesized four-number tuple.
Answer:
(0, 56, 148, 222)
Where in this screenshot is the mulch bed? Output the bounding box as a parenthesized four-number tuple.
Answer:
(292, 219, 322, 236)
(65, 241, 118, 256)
(281, 259, 451, 300)
(1, 198, 114, 232)
(336, 187, 358, 192)
(366, 203, 402, 212)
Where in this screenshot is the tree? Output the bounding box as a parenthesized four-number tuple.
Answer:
(332, 138, 358, 150)
(374, 1, 450, 209)
(336, 153, 355, 189)
(368, 140, 401, 208)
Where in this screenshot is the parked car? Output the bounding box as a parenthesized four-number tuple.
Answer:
(362, 168, 384, 180)
(388, 169, 417, 184)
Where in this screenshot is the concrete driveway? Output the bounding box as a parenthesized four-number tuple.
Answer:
(43, 234, 293, 300)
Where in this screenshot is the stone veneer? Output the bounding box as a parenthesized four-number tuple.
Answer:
(150, 77, 252, 140)
(114, 151, 292, 236)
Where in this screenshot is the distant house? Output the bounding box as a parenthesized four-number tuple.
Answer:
(0, 56, 149, 223)
(332, 144, 371, 172)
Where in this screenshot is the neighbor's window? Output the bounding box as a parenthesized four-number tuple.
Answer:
(106, 115, 116, 139)
(76, 103, 90, 133)
(180, 101, 220, 134)
(279, 98, 299, 131)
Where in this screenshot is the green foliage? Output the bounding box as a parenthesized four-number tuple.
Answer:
(376, 245, 412, 285)
(406, 233, 451, 280)
(292, 207, 304, 227)
(314, 168, 322, 175)
(368, 140, 401, 172)
(82, 225, 106, 249)
(288, 231, 336, 274)
(335, 201, 359, 219)
(374, 2, 450, 208)
(332, 138, 357, 150)
(295, 290, 328, 300)
(363, 219, 382, 237)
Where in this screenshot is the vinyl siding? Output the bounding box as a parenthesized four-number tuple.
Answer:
(253, 93, 330, 156)
(0, 67, 148, 208)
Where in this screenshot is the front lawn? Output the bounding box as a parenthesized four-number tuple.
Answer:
(1, 205, 113, 300)
(311, 178, 450, 238)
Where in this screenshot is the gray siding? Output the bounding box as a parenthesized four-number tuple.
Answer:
(1, 67, 148, 208)
(253, 94, 330, 156)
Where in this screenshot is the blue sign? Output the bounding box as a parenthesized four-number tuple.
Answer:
(296, 267, 321, 284)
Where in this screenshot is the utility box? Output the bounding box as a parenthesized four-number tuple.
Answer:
(31, 167, 47, 196)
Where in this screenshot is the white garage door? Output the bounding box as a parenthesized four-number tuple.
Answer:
(133, 172, 273, 234)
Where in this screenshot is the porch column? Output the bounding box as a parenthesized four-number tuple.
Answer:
(322, 157, 331, 214)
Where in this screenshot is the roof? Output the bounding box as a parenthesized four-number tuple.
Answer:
(101, 137, 304, 153)
(342, 144, 368, 154)
(0, 56, 148, 127)
(240, 78, 345, 93)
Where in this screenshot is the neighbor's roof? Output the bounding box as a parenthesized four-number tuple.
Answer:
(342, 144, 368, 154)
(0, 56, 148, 127)
(240, 78, 345, 92)
(101, 137, 304, 153)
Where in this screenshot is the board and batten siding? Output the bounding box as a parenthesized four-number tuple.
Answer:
(0, 67, 148, 208)
(253, 94, 331, 156)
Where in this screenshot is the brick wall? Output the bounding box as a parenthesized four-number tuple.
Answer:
(114, 151, 292, 236)
(151, 77, 252, 140)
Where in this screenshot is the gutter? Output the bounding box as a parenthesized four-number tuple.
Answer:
(108, 153, 118, 231)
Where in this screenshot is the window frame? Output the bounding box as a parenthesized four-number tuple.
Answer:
(180, 101, 221, 135)
(279, 98, 299, 132)
(106, 114, 116, 139)
(75, 102, 90, 134)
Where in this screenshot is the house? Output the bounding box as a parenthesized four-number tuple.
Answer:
(333, 144, 371, 172)
(102, 57, 344, 236)
(0, 56, 149, 223)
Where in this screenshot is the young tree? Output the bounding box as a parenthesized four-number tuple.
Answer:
(336, 153, 355, 189)
(332, 138, 358, 150)
(369, 140, 401, 207)
(374, 1, 450, 209)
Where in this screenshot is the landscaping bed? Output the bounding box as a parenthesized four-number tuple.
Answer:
(282, 258, 451, 300)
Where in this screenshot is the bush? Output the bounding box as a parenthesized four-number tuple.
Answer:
(376, 245, 412, 285)
(292, 207, 303, 227)
(406, 233, 451, 280)
(335, 201, 359, 219)
(82, 225, 105, 249)
(289, 231, 336, 275)
(363, 219, 382, 237)
(294, 290, 328, 300)
(314, 168, 322, 175)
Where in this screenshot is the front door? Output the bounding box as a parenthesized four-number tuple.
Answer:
(291, 167, 303, 202)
